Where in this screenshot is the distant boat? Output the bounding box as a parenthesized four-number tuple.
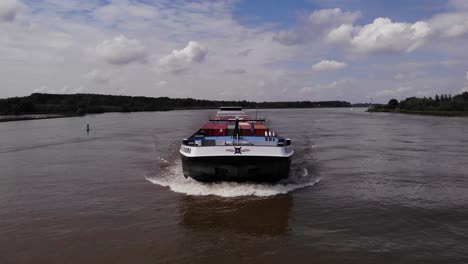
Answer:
(180, 107, 294, 182)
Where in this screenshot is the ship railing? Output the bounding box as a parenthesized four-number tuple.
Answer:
(182, 137, 291, 147)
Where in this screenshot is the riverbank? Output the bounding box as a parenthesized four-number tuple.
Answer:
(0, 114, 84, 122)
(368, 108, 468, 117)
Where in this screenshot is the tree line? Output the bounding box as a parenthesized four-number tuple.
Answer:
(0, 93, 352, 115)
(370, 92, 468, 113)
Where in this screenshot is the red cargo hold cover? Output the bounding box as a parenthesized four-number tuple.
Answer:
(200, 122, 227, 137)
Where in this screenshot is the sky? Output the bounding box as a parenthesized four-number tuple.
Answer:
(1, 0, 468, 103)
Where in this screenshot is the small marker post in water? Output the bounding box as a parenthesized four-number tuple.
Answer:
(86, 123, 90, 133)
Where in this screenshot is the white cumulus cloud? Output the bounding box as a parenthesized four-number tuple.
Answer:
(329, 18, 431, 54)
(0, 0, 20, 22)
(429, 13, 468, 38)
(309, 8, 361, 26)
(326, 24, 354, 44)
(158, 41, 208, 74)
(312, 60, 348, 71)
(96, 35, 148, 65)
(273, 8, 360, 46)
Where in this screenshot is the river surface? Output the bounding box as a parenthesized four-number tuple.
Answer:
(1, 108, 468, 263)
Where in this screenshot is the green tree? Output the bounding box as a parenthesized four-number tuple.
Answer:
(387, 98, 399, 109)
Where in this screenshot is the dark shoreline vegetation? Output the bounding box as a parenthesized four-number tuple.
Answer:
(0, 93, 352, 120)
(369, 92, 468, 117)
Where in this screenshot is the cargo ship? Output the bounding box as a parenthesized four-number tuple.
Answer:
(180, 107, 294, 182)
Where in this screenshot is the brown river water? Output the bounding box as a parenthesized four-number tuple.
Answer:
(1, 108, 468, 263)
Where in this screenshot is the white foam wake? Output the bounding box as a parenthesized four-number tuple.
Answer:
(155, 156, 170, 164)
(146, 160, 319, 197)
